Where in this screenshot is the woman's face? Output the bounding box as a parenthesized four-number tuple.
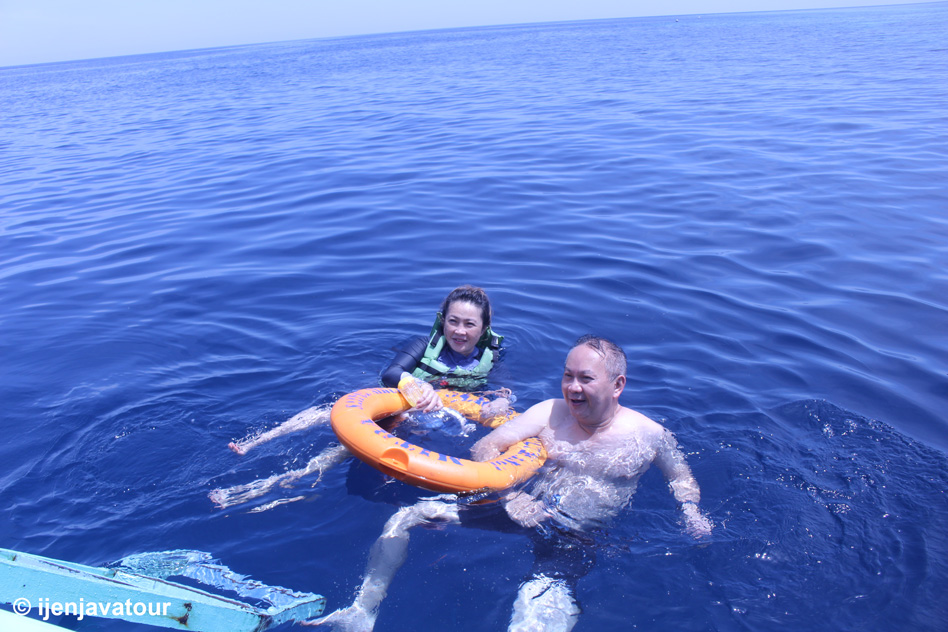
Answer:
(442, 300, 486, 357)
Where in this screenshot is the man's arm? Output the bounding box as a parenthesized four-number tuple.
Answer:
(471, 399, 554, 461)
(653, 430, 712, 538)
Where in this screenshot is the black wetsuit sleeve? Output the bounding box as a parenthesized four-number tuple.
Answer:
(379, 335, 429, 387)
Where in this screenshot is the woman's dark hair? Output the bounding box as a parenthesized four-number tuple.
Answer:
(440, 285, 492, 329)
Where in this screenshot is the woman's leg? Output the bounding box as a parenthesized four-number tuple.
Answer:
(210, 443, 350, 509)
(229, 405, 331, 455)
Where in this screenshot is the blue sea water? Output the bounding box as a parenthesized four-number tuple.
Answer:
(2, 2, 947, 631)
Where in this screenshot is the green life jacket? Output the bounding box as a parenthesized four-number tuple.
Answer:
(411, 313, 503, 390)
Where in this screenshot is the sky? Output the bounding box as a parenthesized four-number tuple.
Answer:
(0, 0, 934, 68)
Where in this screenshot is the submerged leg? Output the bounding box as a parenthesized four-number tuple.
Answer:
(304, 497, 460, 631)
(508, 574, 580, 632)
(229, 405, 330, 455)
(209, 443, 350, 510)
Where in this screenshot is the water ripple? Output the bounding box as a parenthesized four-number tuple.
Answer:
(1, 5, 947, 631)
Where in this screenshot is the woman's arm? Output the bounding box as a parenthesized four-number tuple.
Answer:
(379, 336, 429, 387)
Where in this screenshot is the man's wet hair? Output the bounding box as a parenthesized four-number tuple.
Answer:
(573, 334, 627, 380)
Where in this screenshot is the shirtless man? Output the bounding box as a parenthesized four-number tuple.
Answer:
(473, 334, 711, 536)
(310, 335, 711, 632)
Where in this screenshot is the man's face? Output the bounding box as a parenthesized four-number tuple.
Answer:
(561, 344, 621, 426)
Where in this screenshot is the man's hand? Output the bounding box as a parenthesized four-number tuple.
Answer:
(471, 436, 501, 461)
(504, 491, 550, 528)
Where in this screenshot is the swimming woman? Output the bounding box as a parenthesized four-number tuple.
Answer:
(211, 285, 509, 508)
(378, 284, 505, 411)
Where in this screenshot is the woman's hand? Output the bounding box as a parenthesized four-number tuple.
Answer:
(413, 381, 443, 412)
(478, 397, 510, 423)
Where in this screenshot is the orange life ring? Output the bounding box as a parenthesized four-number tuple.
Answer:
(330, 388, 546, 494)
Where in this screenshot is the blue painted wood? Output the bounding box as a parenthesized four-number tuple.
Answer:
(0, 548, 324, 631)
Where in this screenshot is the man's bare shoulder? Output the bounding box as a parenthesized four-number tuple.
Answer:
(611, 406, 666, 440)
(521, 398, 558, 423)
(500, 398, 558, 435)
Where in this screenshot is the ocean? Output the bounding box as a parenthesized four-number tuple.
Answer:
(1, 2, 946, 630)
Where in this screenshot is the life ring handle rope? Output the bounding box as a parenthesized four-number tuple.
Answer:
(330, 388, 546, 494)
